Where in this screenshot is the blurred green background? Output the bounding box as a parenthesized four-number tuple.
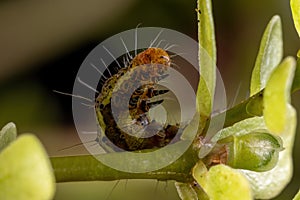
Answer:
(0, 0, 299, 199)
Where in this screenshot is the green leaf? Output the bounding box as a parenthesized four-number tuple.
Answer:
(175, 182, 198, 200)
(292, 53, 300, 92)
(293, 189, 300, 200)
(197, 0, 216, 63)
(0, 134, 55, 200)
(211, 116, 267, 143)
(196, 0, 216, 118)
(291, 0, 300, 37)
(250, 15, 283, 96)
(193, 163, 252, 200)
(263, 57, 296, 134)
(175, 162, 210, 200)
(0, 122, 17, 152)
(192, 160, 208, 178)
(245, 94, 263, 116)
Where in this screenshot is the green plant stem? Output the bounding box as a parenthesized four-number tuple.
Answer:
(51, 147, 198, 183)
(223, 91, 263, 127)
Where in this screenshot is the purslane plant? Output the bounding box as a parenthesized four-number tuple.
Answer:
(0, 0, 299, 199)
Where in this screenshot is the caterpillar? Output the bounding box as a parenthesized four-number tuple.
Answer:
(95, 47, 182, 151)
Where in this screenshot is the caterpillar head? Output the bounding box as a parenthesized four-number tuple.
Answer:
(131, 48, 171, 68)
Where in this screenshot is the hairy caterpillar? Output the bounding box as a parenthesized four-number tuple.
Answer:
(95, 47, 182, 151)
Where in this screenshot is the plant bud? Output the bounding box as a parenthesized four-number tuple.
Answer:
(219, 132, 283, 172)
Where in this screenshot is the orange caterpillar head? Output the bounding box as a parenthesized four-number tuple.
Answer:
(131, 47, 171, 68)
